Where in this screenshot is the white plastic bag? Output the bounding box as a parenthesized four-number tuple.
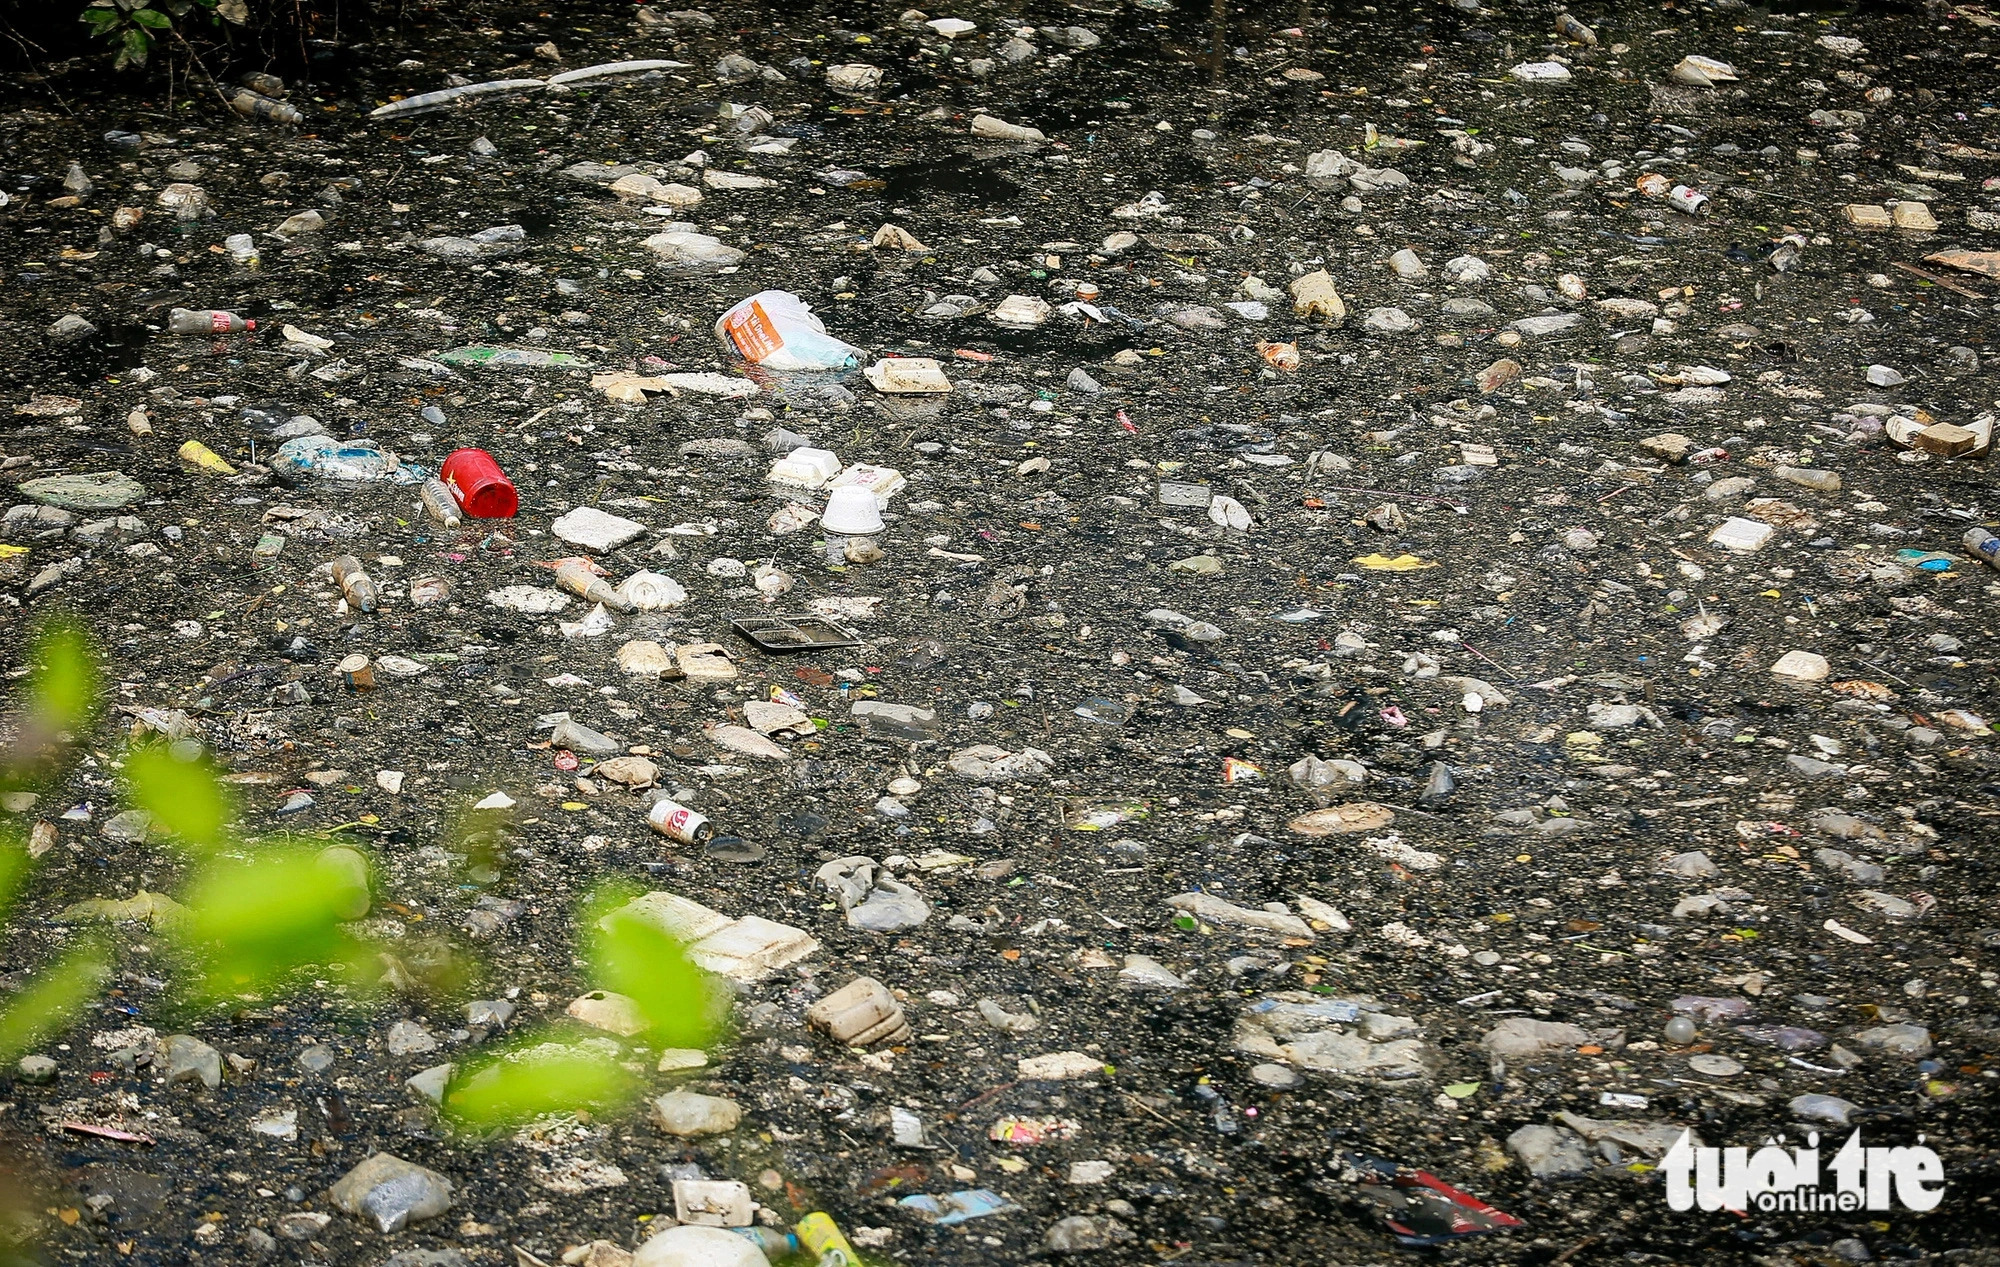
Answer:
(714, 290, 862, 372)
(645, 230, 745, 271)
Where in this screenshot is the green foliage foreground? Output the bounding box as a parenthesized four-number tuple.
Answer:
(80, 0, 243, 71)
(0, 614, 720, 1134)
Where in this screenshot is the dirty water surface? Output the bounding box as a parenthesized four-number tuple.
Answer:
(0, 0, 1997, 1264)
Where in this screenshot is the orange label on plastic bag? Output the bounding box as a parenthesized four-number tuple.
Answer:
(723, 299, 784, 363)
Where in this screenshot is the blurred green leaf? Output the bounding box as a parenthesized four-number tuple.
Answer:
(124, 746, 232, 855)
(585, 884, 719, 1050)
(376, 934, 475, 1002)
(443, 1029, 640, 1130)
(129, 7, 170, 28)
(2, 619, 100, 798)
(172, 846, 375, 1006)
(0, 836, 30, 920)
(439, 796, 518, 888)
(25, 619, 97, 739)
(0, 937, 110, 1064)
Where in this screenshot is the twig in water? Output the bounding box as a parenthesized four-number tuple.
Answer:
(1123, 1092, 1178, 1127)
(1855, 658, 1913, 687)
(1455, 637, 1517, 681)
(1322, 485, 1469, 511)
(1890, 260, 1985, 299)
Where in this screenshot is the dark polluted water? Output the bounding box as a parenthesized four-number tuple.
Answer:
(0, 0, 1997, 1263)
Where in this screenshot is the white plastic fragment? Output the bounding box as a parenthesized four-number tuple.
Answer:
(369, 79, 547, 119)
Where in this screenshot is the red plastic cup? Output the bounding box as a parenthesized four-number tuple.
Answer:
(439, 448, 518, 519)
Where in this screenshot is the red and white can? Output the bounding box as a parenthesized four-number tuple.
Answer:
(1666, 184, 1709, 216)
(647, 798, 714, 844)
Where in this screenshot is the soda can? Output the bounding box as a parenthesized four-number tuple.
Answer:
(336, 653, 375, 691)
(647, 798, 714, 844)
(1666, 184, 1709, 215)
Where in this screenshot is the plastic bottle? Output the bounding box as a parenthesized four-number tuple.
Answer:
(553, 559, 634, 612)
(1555, 11, 1597, 46)
(418, 478, 462, 528)
(329, 555, 378, 613)
(229, 88, 304, 125)
(729, 1229, 800, 1259)
(1965, 526, 2000, 569)
(969, 114, 1046, 143)
(240, 70, 287, 96)
(795, 1214, 862, 1267)
(1774, 465, 1841, 492)
(224, 234, 260, 269)
(169, 308, 254, 335)
(177, 439, 235, 475)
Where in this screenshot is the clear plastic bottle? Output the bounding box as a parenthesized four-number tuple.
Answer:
(418, 478, 462, 528)
(169, 308, 254, 335)
(329, 555, 378, 613)
(1556, 11, 1597, 46)
(1965, 526, 2000, 570)
(553, 559, 633, 612)
(229, 88, 303, 125)
(224, 234, 260, 269)
(1774, 465, 1841, 493)
(730, 1228, 799, 1258)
